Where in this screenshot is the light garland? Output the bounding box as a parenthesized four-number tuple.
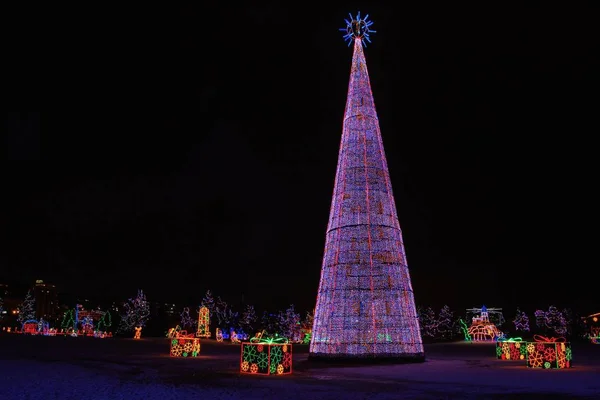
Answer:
(310, 13, 423, 361)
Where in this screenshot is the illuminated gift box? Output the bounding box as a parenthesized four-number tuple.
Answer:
(526, 336, 572, 369)
(170, 336, 201, 357)
(496, 339, 527, 360)
(240, 341, 292, 375)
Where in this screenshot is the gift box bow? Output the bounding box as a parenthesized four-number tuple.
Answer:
(533, 334, 566, 343)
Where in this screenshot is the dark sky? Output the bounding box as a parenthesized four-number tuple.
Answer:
(2, 3, 597, 315)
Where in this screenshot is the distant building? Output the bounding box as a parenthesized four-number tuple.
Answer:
(33, 279, 60, 320)
(0, 284, 21, 328)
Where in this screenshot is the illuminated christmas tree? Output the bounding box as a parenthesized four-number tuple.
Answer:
(310, 13, 424, 361)
(17, 290, 36, 325)
(118, 289, 150, 333)
(513, 308, 530, 332)
(97, 311, 112, 332)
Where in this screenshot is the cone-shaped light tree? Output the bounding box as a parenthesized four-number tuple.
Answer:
(310, 12, 424, 361)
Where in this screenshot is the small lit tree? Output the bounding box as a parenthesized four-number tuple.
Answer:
(17, 290, 36, 325)
(417, 307, 438, 338)
(304, 310, 314, 329)
(544, 306, 567, 336)
(201, 290, 215, 316)
(61, 309, 75, 330)
(260, 311, 278, 334)
(562, 308, 574, 336)
(240, 304, 257, 333)
(513, 308, 530, 332)
(436, 305, 454, 339)
(97, 311, 112, 332)
(534, 309, 546, 331)
(118, 289, 151, 333)
(278, 305, 301, 341)
(180, 307, 194, 329)
(214, 297, 235, 329)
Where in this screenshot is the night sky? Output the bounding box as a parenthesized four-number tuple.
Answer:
(2, 3, 597, 315)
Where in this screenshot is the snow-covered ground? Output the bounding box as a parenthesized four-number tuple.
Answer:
(1, 335, 599, 399)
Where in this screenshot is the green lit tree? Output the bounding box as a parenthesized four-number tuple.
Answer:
(97, 311, 112, 331)
(61, 309, 75, 330)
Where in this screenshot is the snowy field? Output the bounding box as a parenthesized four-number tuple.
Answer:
(1, 334, 599, 399)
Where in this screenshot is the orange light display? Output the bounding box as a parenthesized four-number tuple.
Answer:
(133, 326, 142, 339)
(496, 338, 527, 360)
(196, 306, 210, 338)
(170, 335, 201, 357)
(526, 335, 572, 369)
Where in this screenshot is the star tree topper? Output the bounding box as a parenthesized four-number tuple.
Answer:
(339, 11, 376, 47)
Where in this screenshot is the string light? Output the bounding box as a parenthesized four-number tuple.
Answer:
(310, 15, 423, 360)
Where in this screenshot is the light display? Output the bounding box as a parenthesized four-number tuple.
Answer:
(465, 306, 503, 341)
(80, 316, 94, 335)
(231, 330, 240, 343)
(310, 13, 424, 361)
(97, 311, 112, 332)
(60, 310, 76, 330)
(526, 335, 572, 369)
(167, 325, 182, 339)
(417, 307, 438, 338)
(496, 337, 526, 360)
(241, 335, 292, 375)
(170, 334, 201, 358)
(512, 308, 530, 332)
(216, 328, 223, 342)
(437, 305, 454, 339)
(584, 313, 600, 344)
(197, 306, 210, 338)
(133, 326, 142, 339)
(17, 290, 35, 325)
(119, 290, 150, 333)
(22, 320, 38, 334)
